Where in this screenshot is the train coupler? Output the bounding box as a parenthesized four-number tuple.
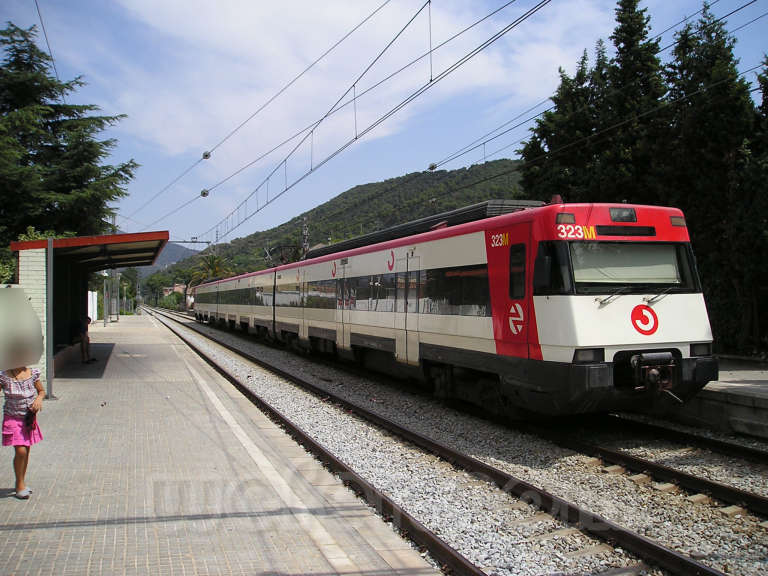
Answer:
(630, 352, 677, 394)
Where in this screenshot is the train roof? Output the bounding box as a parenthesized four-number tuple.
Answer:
(304, 199, 544, 259)
(195, 201, 685, 289)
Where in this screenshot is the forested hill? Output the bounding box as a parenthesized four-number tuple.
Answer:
(211, 159, 524, 272)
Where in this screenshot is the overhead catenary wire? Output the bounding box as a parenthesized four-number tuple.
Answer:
(205, 0, 393, 156)
(432, 0, 764, 171)
(658, 0, 758, 52)
(176, 0, 528, 237)
(191, 0, 437, 239)
(144, 195, 203, 231)
(424, 63, 765, 206)
(650, 0, 722, 41)
(245, 9, 768, 260)
(126, 0, 392, 219)
(432, 98, 552, 168)
(33, 0, 65, 103)
(194, 0, 552, 245)
(247, 60, 764, 271)
(434, 0, 736, 170)
(141, 0, 763, 245)
(176, 0, 524, 199)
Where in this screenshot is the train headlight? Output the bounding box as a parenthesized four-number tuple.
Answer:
(573, 348, 605, 363)
(690, 343, 712, 357)
(609, 207, 637, 222)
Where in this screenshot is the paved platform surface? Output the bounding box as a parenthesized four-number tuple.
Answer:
(0, 315, 439, 575)
(669, 358, 768, 439)
(708, 359, 768, 398)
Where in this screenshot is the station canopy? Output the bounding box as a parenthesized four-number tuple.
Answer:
(11, 231, 169, 271)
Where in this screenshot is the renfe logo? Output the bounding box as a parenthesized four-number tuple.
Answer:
(631, 304, 658, 335)
(508, 303, 524, 335)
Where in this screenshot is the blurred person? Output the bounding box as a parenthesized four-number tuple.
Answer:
(1, 363, 44, 499)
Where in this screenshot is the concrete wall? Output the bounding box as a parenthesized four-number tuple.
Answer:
(17, 248, 48, 382)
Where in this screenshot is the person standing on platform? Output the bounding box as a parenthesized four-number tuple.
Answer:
(80, 316, 95, 364)
(1, 365, 44, 499)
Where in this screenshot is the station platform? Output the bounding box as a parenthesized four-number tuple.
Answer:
(668, 358, 768, 440)
(0, 315, 439, 575)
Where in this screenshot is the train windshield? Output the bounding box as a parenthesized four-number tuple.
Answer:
(569, 242, 699, 294)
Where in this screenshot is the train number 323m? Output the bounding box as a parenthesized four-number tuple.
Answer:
(490, 232, 510, 247)
(557, 224, 596, 240)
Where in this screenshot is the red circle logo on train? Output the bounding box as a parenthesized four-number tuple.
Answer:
(631, 304, 658, 335)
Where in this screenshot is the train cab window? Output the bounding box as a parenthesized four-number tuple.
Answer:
(509, 244, 526, 300)
(569, 242, 699, 294)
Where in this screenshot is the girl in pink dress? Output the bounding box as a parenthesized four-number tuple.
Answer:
(1, 366, 44, 499)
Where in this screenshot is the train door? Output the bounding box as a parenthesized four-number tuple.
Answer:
(487, 223, 530, 358)
(394, 257, 407, 362)
(298, 267, 306, 341)
(335, 259, 349, 350)
(405, 254, 420, 364)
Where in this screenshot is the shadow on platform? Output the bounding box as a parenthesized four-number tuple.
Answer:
(56, 343, 115, 378)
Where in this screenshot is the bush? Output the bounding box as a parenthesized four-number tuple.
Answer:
(158, 292, 184, 311)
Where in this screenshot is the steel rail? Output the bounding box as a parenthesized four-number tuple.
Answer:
(601, 414, 768, 465)
(147, 307, 725, 576)
(145, 308, 483, 576)
(526, 427, 768, 517)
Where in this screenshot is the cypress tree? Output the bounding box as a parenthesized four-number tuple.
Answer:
(664, 6, 758, 350)
(600, 0, 666, 205)
(0, 23, 137, 282)
(519, 50, 606, 202)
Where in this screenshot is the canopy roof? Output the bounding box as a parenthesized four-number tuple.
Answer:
(10, 231, 168, 271)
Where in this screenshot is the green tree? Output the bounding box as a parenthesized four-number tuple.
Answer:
(191, 253, 233, 285)
(599, 0, 666, 204)
(744, 60, 768, 351)
(144, 271, 172, 306)
(519, 50, 600, 201)
(520, 1, 666, 203)
(0, 23, 137, 282)
(158, 291, 183, 311)
(663, 7, 759, 350)
(171, 266, 195, 310)
(121, 267, 139, 301)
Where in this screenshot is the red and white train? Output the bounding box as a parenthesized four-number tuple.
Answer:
(193, 200, 718, 416)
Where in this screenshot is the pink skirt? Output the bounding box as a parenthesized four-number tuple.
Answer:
(2, 415, 43, 447)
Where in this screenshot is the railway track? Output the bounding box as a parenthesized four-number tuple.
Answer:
(154, 307, 768, 515)
(146, 307, 739, 575)
(520, 424, 768, 518)
(590, 415, 768, 465)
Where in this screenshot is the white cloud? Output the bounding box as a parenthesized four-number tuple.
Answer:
(35, 0, 619, 235)
(99, 1, 614, 166)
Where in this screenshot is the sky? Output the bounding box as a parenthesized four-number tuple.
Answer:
(3, 0, 766, 249)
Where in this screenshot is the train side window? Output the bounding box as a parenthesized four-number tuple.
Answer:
(407, 270, 421, 314)
(396, 273, 406, 313)
(533, 241, 573, 295)
(509, 244, 526, 300)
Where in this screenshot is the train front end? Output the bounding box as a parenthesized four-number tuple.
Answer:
(501, 203, 717, 415)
